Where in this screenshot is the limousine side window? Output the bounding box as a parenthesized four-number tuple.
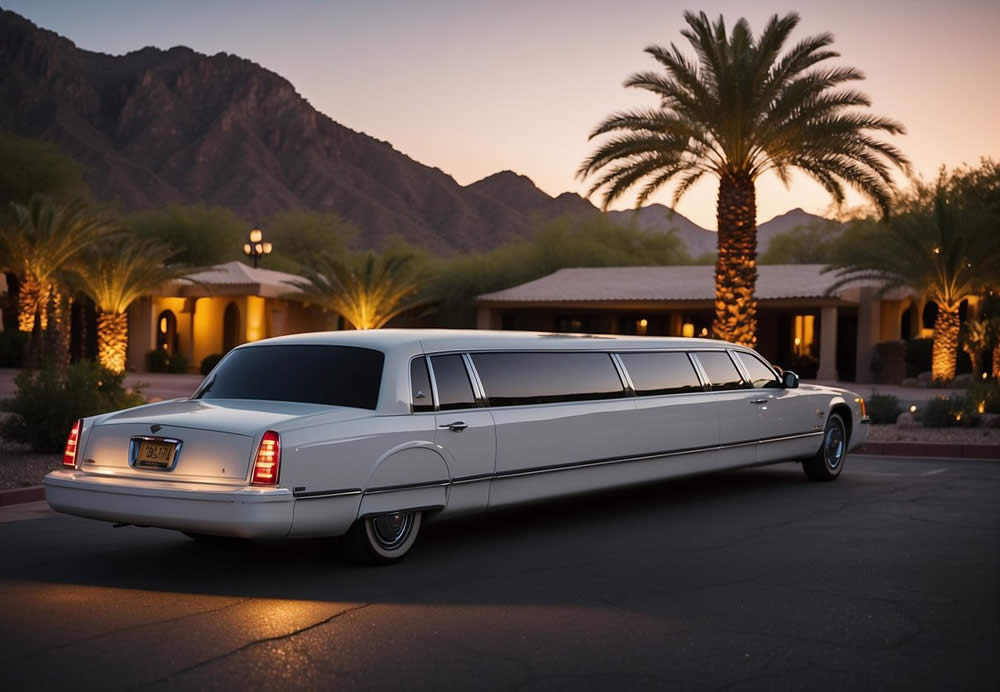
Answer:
(734, 352, 781, 389)
(430, 354, 477, 410)
(410, 357, 434, 412)
(471, 352, 625, 407)
(693, 351, 749, 391)
(617, 352, 703, 396)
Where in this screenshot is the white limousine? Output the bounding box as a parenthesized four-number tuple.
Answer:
(46, 330, 869, 563)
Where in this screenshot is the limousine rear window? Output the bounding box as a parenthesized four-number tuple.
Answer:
(410, 357, 434, 412)
(471, 352, 625, 407)
(430, 354, 477, 410)
(734, 352, 781, 389)
(692, 351, 748, 392)
(618, 352, 703, 396)
(196, 345, 384, 409)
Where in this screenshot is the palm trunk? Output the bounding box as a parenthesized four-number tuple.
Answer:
(97, 311, 128, 374)
(993, 344, 1000, 381)
(17, 274, 42, 332)
(713, 172, 758, 347)
(931, 306, 961, 381)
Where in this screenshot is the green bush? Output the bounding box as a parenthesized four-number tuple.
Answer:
(920, 396, 974, 428)
(868, 393, 902, 424)
(200, 353, 223, 375)
(167, 352, 189, 374)
(1, 361, 146, 452)
(967, 382, 1000, 414)
(0, 329, 27, 367)
(146, 349, 189, 373)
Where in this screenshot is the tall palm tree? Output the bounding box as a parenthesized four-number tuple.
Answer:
(578, 11, 908, 346)
(826, 195, 1000, 381)
(0, 196, 116, 333)
(72, 237, 190, 373)
(290, 251, 427, 330)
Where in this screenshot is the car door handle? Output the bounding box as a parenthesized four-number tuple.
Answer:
(750, 398, 770, 405)
(439, 421, 468, 432)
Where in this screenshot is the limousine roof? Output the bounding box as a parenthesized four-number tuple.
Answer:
(243, 329, 740, 355)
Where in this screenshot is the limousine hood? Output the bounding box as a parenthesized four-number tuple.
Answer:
(94, 398, 366, 437)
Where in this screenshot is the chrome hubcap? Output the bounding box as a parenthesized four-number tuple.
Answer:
(372, 512, 412, 550)
(824, 421, 845, 469)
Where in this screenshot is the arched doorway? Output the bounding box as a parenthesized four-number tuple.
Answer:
(157, 310, 178, 353)
(222, 302, 240, 353)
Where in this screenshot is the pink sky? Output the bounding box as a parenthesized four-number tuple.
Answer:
(9, 0, 1000, 228)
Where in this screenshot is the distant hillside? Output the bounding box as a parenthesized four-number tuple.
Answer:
(0, 8, 837, 257)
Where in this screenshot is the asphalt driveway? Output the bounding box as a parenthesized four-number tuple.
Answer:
(0, 455, 997, 691)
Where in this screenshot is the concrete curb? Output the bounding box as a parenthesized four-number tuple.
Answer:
(860, 441, 1000, 459)
(0, 485, 44, 506)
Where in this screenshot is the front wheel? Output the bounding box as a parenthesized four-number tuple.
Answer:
(343, 510, 422, 565)
(803, 413, 848, 482)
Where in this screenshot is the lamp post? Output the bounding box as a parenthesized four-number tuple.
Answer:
(242, 227, 273, 268)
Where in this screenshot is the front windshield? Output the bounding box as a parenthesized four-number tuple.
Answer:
(196, 345, 385, 409)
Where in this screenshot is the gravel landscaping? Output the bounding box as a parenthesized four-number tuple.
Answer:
(0, 439, 61, 489)
(866, 424, 999, 444)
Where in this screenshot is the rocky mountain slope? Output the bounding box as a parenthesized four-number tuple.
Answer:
(0, 8, 834, 257)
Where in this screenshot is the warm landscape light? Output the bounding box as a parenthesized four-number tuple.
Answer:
(909, 404, 917, 414)
(978, 402, 986, 414)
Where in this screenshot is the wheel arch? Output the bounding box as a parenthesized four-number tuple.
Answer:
(829, 402, 853, 444)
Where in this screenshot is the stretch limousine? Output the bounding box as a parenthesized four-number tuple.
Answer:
(46, 330, 869, 563)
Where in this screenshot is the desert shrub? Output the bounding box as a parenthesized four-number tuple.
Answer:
(920, 396, 972, 428)
(167, 352, 189, 374)
(0, 329, 27, 367)
(967, 382, 1000, 414)
(868, 393, 902, 424)
(200, 353, 224, 375)
(147, 349, 189, 373)
(1, 361, 146, 452)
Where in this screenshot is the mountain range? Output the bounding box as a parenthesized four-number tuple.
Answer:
(0, 8, 833, 256)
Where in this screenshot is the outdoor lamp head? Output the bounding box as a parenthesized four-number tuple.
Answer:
(262, 242, 273, 254)
(243, 243, 252, 255)
(254, 243, 264, 254)
(249, 228, 263, 243)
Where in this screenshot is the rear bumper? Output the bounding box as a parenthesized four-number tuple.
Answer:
(44, 471, 293, 539)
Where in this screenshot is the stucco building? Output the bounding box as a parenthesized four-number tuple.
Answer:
(477, 265, 925, 383)
(126, 261, 329, 372)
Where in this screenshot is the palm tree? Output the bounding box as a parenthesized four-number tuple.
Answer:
(0, 196, 116, 333)
(72, 237, 191, 373)
(291, 251, 427, 330)
(827, 195, 999, 381)
(578, 11, 908, 346)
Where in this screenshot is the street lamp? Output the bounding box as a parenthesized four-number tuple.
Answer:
(243, 227, 273, 268)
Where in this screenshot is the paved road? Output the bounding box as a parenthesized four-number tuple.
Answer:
(0, 455, 997, 691)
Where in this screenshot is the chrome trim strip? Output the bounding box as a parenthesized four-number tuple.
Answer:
(687, 352, 711, 389)
(461, 352, 488, 407)
(293, 488, 363, 500)
(424, 355, 441, 412)
(609, 352, 636, 396)
(364, 479, 451, 495)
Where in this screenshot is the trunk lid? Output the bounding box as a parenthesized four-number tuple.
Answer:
(80, 398, 360, 484)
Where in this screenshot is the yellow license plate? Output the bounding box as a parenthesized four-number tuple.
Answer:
(135, 440, 177, 469)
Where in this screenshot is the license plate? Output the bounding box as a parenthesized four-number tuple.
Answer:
(135, 440, 178, 469)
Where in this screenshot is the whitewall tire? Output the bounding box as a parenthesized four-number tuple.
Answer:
(344, 510, 422, 564)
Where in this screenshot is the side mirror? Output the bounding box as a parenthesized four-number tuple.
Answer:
(781, 371, 800, 389)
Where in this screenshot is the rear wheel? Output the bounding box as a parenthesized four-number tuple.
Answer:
(803, 413, 847, 482)
(343, 510, 422, 565)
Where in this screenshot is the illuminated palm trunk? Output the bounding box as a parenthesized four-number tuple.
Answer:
(17, 275, 42, 332)
(931, 306, 961, 381)
(993, 344, 1000, 380)
(713, 172, 758, 347)
(97, 311, 129, 374)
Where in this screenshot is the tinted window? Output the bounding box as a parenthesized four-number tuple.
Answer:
(471, 352, 625, 407)
(694, 351, 748, 391)
(410, 357, 434, 412)
(430, 355, 477, 410)
(619, 352, 703, 396)
(197, 345, 383, 409)
(735, 352, 780, 389)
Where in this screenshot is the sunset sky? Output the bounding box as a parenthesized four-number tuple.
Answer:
(8, 0, 1000, 229)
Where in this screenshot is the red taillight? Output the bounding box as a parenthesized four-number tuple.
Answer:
(63, 419, 82, 469)
(251, 431, 280, 486)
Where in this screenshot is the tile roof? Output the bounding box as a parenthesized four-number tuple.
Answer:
(478, 265, 875, 303)
(164, 261, 306, 298)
